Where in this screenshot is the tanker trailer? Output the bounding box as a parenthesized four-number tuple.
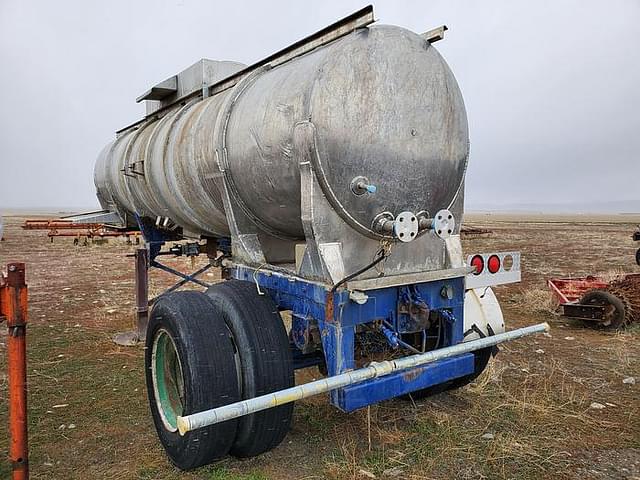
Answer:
(93, 6, 548, 469)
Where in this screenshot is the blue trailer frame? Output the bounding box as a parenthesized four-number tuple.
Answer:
(229, 264, 474, 412)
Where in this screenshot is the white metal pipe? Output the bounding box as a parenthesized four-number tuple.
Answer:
(177, 322, 549, 435)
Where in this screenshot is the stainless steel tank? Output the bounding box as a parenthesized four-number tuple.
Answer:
(95, 24, 468, 241)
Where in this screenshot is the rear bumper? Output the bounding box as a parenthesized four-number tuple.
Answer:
(332, 353, 474, 412)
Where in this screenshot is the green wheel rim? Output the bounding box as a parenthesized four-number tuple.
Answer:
(152, 329, 185, 432)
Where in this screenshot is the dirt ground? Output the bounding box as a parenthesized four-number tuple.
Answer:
(1, 213, 639, 480)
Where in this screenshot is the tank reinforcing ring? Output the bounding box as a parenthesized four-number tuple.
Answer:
(151, 328, 185, 432)
(432, 209, 455, 239)
(393, 211, 419, 242)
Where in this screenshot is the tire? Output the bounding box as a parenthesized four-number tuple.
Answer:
(206, 281, 294, 458)
(405, 347, 492, 400)
(145, 291, 240, 470)
(579, 289, 626, 330)
(450, 347, 492, 389)
(636, 248, 640, 266)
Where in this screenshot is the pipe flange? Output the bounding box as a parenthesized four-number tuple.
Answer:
(432, 209, 455, 239)
(393, 211, 419, 242)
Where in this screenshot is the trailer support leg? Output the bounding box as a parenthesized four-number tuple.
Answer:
(135, 248, 149, 340)
(113, 248, 149, 346)
(1, 262, 29, 480)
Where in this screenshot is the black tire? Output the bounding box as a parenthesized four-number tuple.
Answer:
(579, 289, 626, 330)
(206, 281, 294, 458)
(636, 248, 640, 266)
(450, 347, 492, 389)
(145, 291, 240, 470)
(405, 347, 492, 400)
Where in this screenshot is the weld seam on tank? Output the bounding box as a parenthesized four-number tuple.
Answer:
(147, 106, 183, 220)
(96, 140, 120, 214)
(180, 98, 231, 236)
(190, 99, 228, 218)
(102, 134, 125, 214)
(159, 99, 213, 234)
(122, 124, 149, 215)
(119, 129, 143, 214)
(129, 121, 164, 217)
(217, 66, 302, 241)
(171, 94, 231, 237)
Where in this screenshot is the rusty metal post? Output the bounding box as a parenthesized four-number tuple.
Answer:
(1, 263, 29, 480)
(135, 247, 149, 340)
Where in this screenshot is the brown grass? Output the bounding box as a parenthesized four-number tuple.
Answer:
(1, 215, 639, 479)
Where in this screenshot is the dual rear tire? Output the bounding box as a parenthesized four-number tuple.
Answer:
(144, 282, 293, 470)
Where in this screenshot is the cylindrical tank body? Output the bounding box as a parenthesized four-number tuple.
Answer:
(95, 25, 469, 239)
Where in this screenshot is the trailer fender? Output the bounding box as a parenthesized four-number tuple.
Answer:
(463, 287, 505, 341)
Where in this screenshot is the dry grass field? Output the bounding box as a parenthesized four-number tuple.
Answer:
(1, 213, 639, 479)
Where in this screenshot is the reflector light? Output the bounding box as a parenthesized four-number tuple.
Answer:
(488, 255, 501, 274)
(470, 255, 484, 275)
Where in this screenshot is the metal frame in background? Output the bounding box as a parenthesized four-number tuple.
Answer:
(1, 262, 29, 480)
(22, 219, 141, 245)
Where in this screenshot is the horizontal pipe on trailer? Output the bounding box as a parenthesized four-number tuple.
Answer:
(177, 322, 550, 435)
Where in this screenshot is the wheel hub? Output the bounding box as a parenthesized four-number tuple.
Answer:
(151, 329, 185, 432)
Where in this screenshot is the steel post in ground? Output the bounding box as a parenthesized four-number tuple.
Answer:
(1, 262, 29, 480)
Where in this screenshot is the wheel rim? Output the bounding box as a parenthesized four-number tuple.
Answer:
(151, 329, 185, 432)
(583, 296, 613, 326)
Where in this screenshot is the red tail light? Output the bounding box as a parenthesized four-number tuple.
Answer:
(470, 255, 484, 275)
(488, 255, 501, 274)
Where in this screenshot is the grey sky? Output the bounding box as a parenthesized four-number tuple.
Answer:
(1, 0, 639, 211)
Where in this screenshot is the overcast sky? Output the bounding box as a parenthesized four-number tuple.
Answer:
(1, 1, 638, 211)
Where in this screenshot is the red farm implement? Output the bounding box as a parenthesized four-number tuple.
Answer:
(548, 274, 640, 330)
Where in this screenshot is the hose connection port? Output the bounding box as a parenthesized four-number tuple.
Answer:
(350, 176, 377, 196)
